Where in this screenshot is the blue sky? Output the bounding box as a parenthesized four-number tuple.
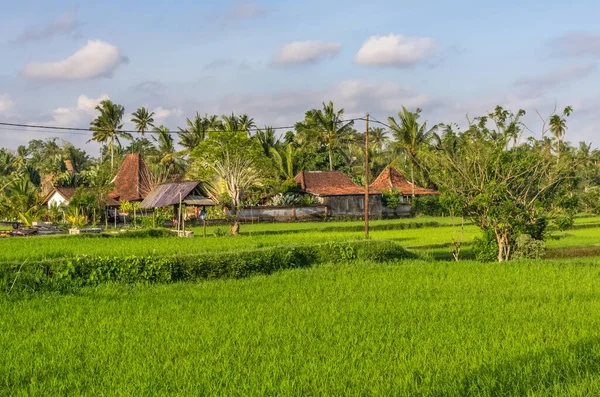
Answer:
(1, 0, 599, 150)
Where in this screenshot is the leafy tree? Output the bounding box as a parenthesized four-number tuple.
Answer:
(131, 107, 155, 136)
(89, 100, 132, 171)
(192, 130, 270, 235)
(428, 106, 578, 261)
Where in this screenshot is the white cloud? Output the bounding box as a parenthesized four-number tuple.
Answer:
(515, 63, 597, 93)
(0, 94, 14, 115)
(22, 40, 128, 81)
(48, 94, 110, 127)
(273, 41, 341, 66)
(552, 33, 600, 57)
(14, 9, 79, 43)
(151, 107, 183, 125)
(355, 34, 437, 67)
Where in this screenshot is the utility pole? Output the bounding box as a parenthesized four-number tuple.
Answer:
(365, 113, 369, 237)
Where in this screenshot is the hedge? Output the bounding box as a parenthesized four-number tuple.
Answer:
(1, 240, 412, 293)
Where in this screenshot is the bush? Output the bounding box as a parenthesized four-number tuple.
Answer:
(473, 229, 499, 262)
(412, 196, 444, 216)
(382, 190, 403, 210)
(0, 240, 412, 293)
(513, 234, 546, 260)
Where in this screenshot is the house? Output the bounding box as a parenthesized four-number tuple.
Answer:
(294, 168, 439, 218)
(41, 187, 77, 208)
(369, 167, 440, 197)
(108, 153, 153, 206)
(294, 171, 383, 217)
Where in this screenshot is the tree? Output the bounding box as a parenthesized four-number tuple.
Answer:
(89, 100, 131, 171)
(192, 130, 269, 235)
(427, 106, 578, 262)
(255, 126, 276, 157)
(153, 125, 184, 175)
(131, 107, 155, 136)
(296, 101, 355, 171)
(177, 112, 209, 156)
(550, 106, 573, 158)
(388, 107, 437, 197)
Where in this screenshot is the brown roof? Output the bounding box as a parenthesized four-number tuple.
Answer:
(294, 171, 366, 196)
(111, 153, 153, 202)
(41, 187, 77, 205)
(370, 167, 439, 196)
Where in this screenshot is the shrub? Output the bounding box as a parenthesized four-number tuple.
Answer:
(473, 229, 499, 262)
(0, 240, 411, 293)
(512, 234, 546, 260)
(412, 196, 444, 216)
(382, 190, 403, 210)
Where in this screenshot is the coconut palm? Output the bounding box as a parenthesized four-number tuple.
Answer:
(153, 125, 184, 174)
(89, 100, 131, 171)
(177, 112, 209, 156)
(131, 107, 155, 136)
(369, 127, 389, 154)
(299, 101, 355, 171)
(388, 106, 436, 197)
(255, 126, 276, 157)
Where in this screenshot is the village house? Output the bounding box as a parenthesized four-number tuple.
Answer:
(108, 153, 153, 207)
(294, 167, 439, 218)
(41, 187, 77, 208)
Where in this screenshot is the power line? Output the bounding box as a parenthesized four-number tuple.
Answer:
(0, 118, 366, 136)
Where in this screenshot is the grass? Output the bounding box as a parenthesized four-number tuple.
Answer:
(1, 215, 599, 263)
(3, 259, 600, 395)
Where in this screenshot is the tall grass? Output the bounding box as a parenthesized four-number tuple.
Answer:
(3, 259, 600, 395)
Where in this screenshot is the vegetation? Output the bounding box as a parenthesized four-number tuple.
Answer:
(4, 259, 600, 395)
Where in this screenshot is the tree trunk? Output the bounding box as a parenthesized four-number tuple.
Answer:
(328, 145, 333, 171)
(110, 136, 114, 172)
(410, 161, 415, 197)
(495, 227, 511, 262)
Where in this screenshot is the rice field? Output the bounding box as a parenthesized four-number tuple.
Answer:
(1, 215, 599, 263)
(3, 259, 600, 395)
(2, 216, 600, 395)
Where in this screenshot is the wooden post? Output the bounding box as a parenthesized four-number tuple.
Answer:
(365, 113, 370, 237)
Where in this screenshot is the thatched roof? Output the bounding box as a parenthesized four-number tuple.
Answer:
(111, 153, 153, 202)
(139, 181, 214, 209)
(370, 167, 439, 196)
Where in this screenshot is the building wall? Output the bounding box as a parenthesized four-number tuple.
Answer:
(316, 195, 411, 218)
(47, 192, 68, 208)
(237, 206, 327, 221)
(316, 195, 383, 217)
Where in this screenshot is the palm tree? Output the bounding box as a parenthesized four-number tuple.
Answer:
(89, 100, 131, 171)
(177, 112, 208, 155)
(153, 125, 184, 174)
(131, 107, 155, 136)
(369, 127, 389, 154)
(299, 101, 355, 171)
(388, 106, 436, 197)
(255, 126, 276, 157)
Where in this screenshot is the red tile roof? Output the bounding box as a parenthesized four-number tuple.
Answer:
(370, 167, 439, 196)
(111, 153, 153, 202)
(294, 171, 366, 196)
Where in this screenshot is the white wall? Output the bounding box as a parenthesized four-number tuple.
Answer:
(47, 192, 69, 208)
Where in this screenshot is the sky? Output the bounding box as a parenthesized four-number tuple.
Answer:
(1, 0, 600, 152)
